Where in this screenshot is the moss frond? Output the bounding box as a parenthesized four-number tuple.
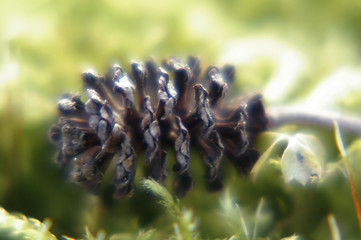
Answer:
(0, 206, 56, 240)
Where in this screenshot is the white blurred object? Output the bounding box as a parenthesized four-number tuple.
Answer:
(0, 60, 19, 84)
(187, 8, 212, 36)
(281, 134, 323, 186)
(4, 16, 54, 40)
(220, 38, 305, 102)
(304, 67, 361, 109)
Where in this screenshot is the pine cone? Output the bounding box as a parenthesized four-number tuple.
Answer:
(49, 56, 268, 198)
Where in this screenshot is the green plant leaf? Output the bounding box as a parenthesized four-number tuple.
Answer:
(251, 133, 289, 179)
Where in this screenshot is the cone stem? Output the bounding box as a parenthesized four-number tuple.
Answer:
(267, 106, 361, 135)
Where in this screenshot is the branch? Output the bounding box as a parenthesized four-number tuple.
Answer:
(267, 106, 361, 135)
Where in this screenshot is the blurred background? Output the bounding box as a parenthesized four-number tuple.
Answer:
(1, 0, 361, 239)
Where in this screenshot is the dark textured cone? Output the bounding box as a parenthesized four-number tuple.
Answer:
(156, 68, 177, 120)
(172, 115, 190, 174)
(49, 56, 268, 198)
(206, 66, 228, 107)
(113, 132, 135, 198)
(141, 97, 161, 164)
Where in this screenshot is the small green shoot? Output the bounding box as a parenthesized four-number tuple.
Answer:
(334, 121, 361, 235)
(251, 133, 288, 179)
(141, 178, 181, 217)
(327, 214, 341, 240)
(135, 229, 157, 240)
(141, 178, 199, 240)
(252, 198, 264, 240)
(280, 234, 299, 240)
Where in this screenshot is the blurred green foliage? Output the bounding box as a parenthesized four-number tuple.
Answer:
(1, 0, 361, 239)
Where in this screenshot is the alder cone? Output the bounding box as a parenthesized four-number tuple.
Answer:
(49, 56, 268, 198)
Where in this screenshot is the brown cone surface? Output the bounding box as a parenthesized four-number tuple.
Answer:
(49, 56, 268, 198)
